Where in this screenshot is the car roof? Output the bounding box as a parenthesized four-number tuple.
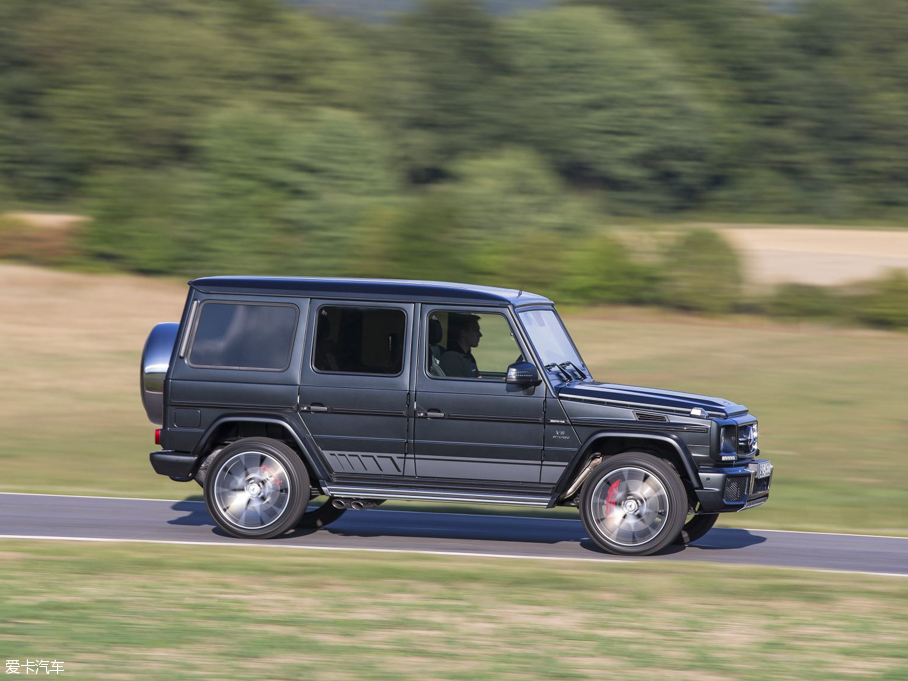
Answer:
(189, 276, 553, 307)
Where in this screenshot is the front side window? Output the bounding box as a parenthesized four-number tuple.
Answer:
(314, 306, 405, 375)
(427, 310, 522, 380)
(518, 308, 589, 381)
(189, 302, 297, 370)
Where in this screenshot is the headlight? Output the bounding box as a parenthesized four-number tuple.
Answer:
(738, 423, 759, 454)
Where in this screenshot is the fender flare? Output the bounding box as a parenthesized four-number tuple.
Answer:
(554, 431, 702, 499)
(192, 415, 330, 481)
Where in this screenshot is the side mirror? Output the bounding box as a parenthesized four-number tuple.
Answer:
(506, 361, 541, 386)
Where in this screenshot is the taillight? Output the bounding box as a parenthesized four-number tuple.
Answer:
(154, 429, 161, 446)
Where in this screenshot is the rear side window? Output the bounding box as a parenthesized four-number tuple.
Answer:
(189, 302, 298, 370)
(314, 306, 405, 375)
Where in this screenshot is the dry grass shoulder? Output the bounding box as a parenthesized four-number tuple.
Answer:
(0, 540, 906, 681)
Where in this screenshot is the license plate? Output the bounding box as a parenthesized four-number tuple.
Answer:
(756, 462, 773, 479)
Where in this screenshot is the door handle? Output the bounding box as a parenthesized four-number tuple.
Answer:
(425, 409, 445, 418)
(307, 403, 329, 412)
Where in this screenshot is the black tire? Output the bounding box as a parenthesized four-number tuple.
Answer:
(203, 437, 309, 539)
(579, 451, 687, 556)
(297, 497, 347, 529)
(675, 512, 719, 545)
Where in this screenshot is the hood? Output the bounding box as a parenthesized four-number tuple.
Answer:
(557, 381, 748, 418)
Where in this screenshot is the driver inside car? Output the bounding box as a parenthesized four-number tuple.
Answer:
(440, 313, 482, 378)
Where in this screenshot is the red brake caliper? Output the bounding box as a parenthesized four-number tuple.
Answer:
(605, 479, 620, 515)
(260, 464, 282, 486)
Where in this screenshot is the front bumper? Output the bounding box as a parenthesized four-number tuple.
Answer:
(694, 459, 773, 513)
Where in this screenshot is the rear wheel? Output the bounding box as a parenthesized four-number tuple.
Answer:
(204, 438, 308, 539)
(580, 451, 687, 556)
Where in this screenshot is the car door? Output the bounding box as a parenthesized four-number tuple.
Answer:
(412, 305, 545, 482)
(299, 300, 414, 477)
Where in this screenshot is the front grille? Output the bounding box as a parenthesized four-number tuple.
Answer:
(752, 476, 771, 495)
(723, 476, 748, 502)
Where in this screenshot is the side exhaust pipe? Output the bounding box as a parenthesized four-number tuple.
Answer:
(560, 455, 603, 500)
(351, 500, 381, 511)
(332, 498, 382, 511)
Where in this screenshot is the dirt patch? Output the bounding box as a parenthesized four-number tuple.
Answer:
(2, 212, 89, 230)
(716, 226, 908, 286)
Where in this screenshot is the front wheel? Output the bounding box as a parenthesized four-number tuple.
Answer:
(579, 452, 687, 556)
(204, 438, 309, 539)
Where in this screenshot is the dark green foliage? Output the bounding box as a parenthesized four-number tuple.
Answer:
(857, 271, 908, 329)
(560, 234, 660, 305)
(82, 106, 397, 276)
(441, 148, 583, 283)
(371, 0, 516, 182)
(349, 196, 470, 282)
(505, 7, 717, 208)
(765, 283, 844, 321)
(660, 230, 743, 313)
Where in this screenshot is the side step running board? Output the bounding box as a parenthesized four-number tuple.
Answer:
(323, 485, 551, 507)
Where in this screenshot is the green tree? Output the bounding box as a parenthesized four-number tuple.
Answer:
(859, 271, 908, 329)
(442, 148, 585, 284)
(350, 195, 470, 282)
(660, 229, 742, 313)
(84, 106, 398, 276)
(560, 233, 659, 305)
(371, 0, 516, 182)
(0, 0, 375, 203)
(505, 7, 718, 209)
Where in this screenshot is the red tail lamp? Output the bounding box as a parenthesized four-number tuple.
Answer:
(154, 429, 161, 446)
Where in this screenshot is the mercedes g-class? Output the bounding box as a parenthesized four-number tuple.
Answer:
(141, 277, 772, 556)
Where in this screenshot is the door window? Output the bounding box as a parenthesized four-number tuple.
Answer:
(313, 306, 406, 376)
(426, 310, 522, 381)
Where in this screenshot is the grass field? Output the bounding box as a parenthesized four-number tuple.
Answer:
(0, 540, 906, 680)
(0, 263, 906, 534)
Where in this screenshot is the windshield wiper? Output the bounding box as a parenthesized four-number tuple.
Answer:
(559, 361, 588, 381)
(544, 363, 573, 382)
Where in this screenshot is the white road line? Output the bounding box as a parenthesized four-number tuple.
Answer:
(0, 533, 631, 565)
(743, 528, 908, 541)
(1, 492, 906, 541)
(0, 491, 201, 503)
(0, 534, 905, 579)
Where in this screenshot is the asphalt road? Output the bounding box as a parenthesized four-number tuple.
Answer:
(1, 493, 905, 575)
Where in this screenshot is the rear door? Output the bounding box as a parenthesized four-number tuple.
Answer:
(299, 300, 414, 477)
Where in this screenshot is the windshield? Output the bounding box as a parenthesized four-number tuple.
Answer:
(518, 309, 590, 381)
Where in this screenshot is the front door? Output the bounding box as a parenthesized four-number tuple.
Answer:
(299, 300, 414, 477)
(413, 306, 545, 482)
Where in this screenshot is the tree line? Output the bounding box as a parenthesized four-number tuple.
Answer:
(0, 0, 906, 325)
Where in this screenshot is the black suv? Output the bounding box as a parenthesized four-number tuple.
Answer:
(141, 277, 772, 556)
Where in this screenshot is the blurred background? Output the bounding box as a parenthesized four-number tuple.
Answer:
(0, 0, 907, 326)
(1, 1, 907, 679)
